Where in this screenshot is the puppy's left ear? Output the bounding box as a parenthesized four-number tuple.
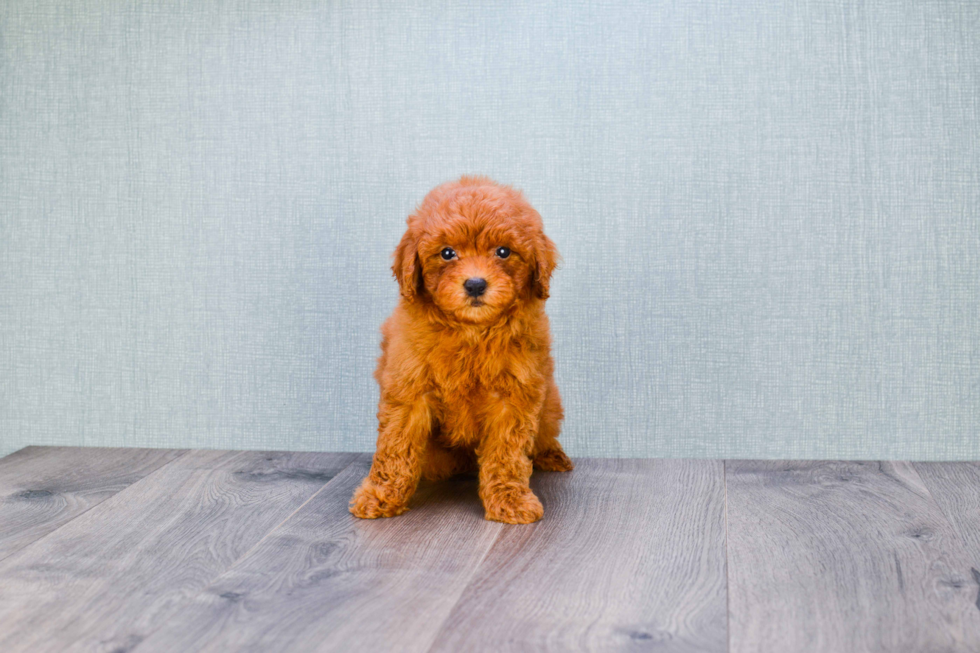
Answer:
(532, 233, 559, 300)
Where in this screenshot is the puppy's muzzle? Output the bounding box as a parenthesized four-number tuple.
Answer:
(463, 277, 487, 298)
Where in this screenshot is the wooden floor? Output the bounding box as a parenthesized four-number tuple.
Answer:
(1, 448, 979, 652)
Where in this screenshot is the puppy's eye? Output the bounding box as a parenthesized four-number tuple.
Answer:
(440, 247, 456, 261)
(495, 246, 511, 259)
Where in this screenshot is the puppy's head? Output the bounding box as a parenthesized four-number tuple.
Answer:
(392, 176, 558, 324)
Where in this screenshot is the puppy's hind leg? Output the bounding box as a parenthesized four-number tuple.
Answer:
(533, 447, 574, 473)
(532, 381, 573, 472)
(350, 397, 432, 519)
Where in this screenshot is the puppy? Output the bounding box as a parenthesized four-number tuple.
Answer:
(349, 176, 573, 524)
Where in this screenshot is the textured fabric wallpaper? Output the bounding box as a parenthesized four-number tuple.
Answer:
(1, 0, 978, 459)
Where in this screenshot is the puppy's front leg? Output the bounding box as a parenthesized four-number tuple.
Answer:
(350, 398, 431, 519)
(478, 401, 544, 524)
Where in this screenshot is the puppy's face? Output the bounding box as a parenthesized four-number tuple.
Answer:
(393, 178, 558, 325)
(420, 224, 529, 324)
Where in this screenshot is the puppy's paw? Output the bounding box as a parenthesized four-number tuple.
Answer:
(483, 487, 544, 524)
(533, 449, 574, 472)
(349, 481, 409, 519)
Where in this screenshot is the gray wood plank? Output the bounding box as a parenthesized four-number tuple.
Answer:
(426, 458, 728, 653)
(914, 463, 980, 569)
(0, 446, 186, 562)
(726, 460, 980, 653)
(132, 457, 506, 653)
(0, 449, 359, 653)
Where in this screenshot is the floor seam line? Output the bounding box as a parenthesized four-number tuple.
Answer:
(421, 518, 509, 653)
(125, 452, 368, 652)
(0, 448, 193, 566)
(220, 452, 365, 571)
(907, 461, 979, 580)
(723, 459, 732, 653)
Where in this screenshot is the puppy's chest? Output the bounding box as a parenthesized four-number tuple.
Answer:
(432, 377, 499, 447)
(426, 341, 519, 442)
(429, 348, 505, 404)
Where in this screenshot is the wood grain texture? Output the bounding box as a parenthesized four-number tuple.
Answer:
(8, 449, 980, 653)
(914, 463, 980, 568)
(726, 461, 980, 653)
(0, 449, 359, 653)
(428, 458, 728, 653)
(0, 446, 186, 562)
(133, 457, 506, 653)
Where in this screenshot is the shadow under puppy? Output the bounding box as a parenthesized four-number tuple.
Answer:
(350, 176, 573, 524)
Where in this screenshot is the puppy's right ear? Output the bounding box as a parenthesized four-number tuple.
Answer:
(392, 224, 423, 302)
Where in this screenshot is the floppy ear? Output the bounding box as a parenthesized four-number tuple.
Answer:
(392, 224, 424, 302)
(532, 233, 559, 300)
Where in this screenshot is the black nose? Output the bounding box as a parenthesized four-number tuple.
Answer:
(463, 277, 487, 297)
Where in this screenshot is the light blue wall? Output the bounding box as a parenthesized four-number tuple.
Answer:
(1, 0, 978, 459)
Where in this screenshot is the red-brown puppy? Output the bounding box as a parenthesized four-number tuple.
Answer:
(349, 176, 573, 524)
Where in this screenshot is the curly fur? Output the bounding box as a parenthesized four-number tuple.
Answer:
(349, 176, 573, 524)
